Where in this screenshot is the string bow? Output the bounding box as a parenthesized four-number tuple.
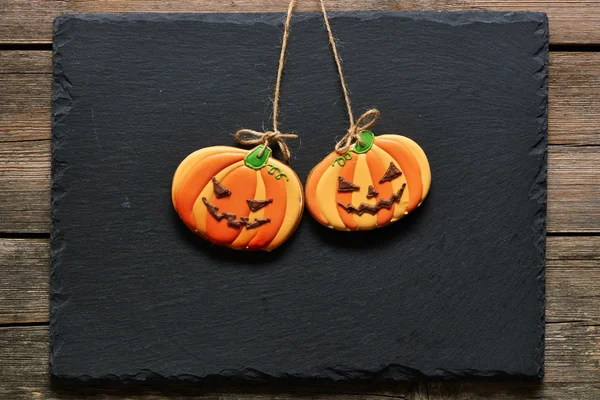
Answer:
(335, 108, 380, 154)
(235, 128, 298, 161)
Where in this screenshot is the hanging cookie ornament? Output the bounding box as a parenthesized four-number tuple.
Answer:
(172, 0, 303, 251)
(305, 1, 431, 231)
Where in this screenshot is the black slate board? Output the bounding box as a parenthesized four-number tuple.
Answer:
(51, 11, 548, 382)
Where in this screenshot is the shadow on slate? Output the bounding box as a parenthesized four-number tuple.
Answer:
(51, 11, 548, 383)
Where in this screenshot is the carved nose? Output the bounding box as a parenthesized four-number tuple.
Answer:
(367, 185, 378, 199)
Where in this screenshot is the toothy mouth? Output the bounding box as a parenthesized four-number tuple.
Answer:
(337, 184, 406, 216)
(202, 198, 271, 229)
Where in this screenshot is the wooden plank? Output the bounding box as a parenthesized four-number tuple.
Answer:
(0, 325, 598, 399)
(549, 53, 600, 146)
(545, 322, 600, 383)
(0, 51, 50, 148)
(0, 327, 50, 400)
(547, 236, 600, 260)
(423, 382, 600, 400)
(2, 141, 599, 233)
(1, 51, 599, 145)
(546, 237, 600, 325)
(0, 0, 599, 45)
(0, 239, 49, 324)
(0, 140, 50, 233)
(548, 147, 600, 233)
(0, 73, 50, 143)
(0, 51, 51, 74)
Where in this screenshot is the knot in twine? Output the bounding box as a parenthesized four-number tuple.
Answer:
(335, 108, 380, 154)
(235, 128, 298, 162)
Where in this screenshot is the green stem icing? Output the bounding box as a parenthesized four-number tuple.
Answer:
(243, 146, 289, 181)
(265, 164, 289, 181)
(353, 130, 375, 154)
(331, 130, 376, 166)
(332, 152, 353, 167)
(244, 145, 271, 170)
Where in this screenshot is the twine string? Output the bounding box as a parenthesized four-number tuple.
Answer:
(319, 0, 380, 154)
(235, 0, 298, 161)
(334, 108, 380, 153)
(235, 128, 298, 161)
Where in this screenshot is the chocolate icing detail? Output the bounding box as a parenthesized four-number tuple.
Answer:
(366, 185, 378, 199)
(202, 198, 271, 229)
(211, 176, 231, 198)
(247, 198, 273, 211)
(380, 162, 402, 183)
(338, 176, 360, 192)
(337, 183, 406, 215)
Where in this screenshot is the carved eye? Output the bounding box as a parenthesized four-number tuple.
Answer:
(338, 176, 360, 192)
(379, 162, 402, 183)
(212, 176, 231, 198)
(247, 199, 273, 211)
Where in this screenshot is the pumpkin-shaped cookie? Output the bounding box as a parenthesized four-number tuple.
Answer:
(172, 145, 303, 251)
(306, 130, 430, 231)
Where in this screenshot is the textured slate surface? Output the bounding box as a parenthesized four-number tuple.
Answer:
(51, 11, 548, 382)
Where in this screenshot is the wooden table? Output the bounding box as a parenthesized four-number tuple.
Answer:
(1, 1, 599, 399)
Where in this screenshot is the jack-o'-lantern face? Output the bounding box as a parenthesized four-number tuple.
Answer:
(336, 161, 406, 215)
(305, 130, 431, 231)
(202, 176, 273, 229)
(172, 145, 304, 251)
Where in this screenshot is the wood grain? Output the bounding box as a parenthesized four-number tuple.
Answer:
(0, 325, 599, 399)
(0, 140, 50, 233)
(0, 0, 599, 45)
(0, 51, 51, 74)
(0, 51, 599, 233)
(546, 237, 600, 325)
(548, 146, 600, 233)
(0, 63, 51, 143)
(549, 53, 600, 146)
(0, 239, 48, 324)
(424, 382, 600, 400)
